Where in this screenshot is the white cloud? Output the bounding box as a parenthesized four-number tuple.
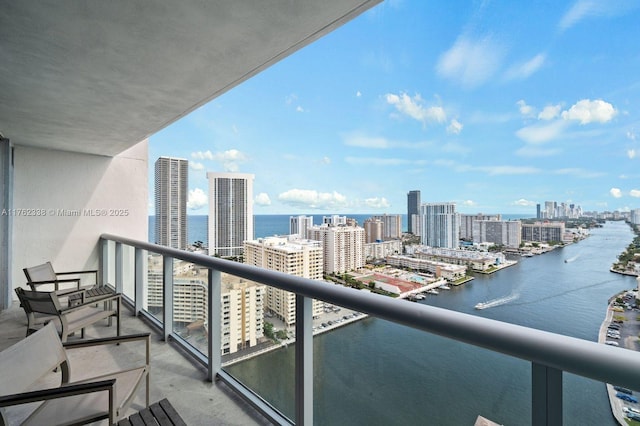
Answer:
(192, 149, 248, 172)
(356, 91, 362, 97)
(364, 197, 391, 209)
(513, 199, 536, 207)
(187, 188, 207, 210)
(558, 1, 639, 31)
(627, 130, 637, 141)
(628, 149, 637, 159)
(553, 168, 604, 178)
(344, 156, 427, 166)
(516, 100, 535, 117)
(344, 134, 390, 149)
(538, 104, 562, 121)
(610, 188, 622, 198)
(462, 200, 476, 207)
(447, 119, 463, 135)
(296, 106, 305, 113)
(477, 165, 541, 176)
(630, 189, 640, 198)
(278, 189, 349, 210)
(436, 35, 506, 88)
(516, 146, 561, 157)
(321, 156, 331, 165)
(515, 120, 568, 144)
(385, 92, 446, 124)
(190, 161, 205, 171)
(561, 99, 617, 124)
(505, 53, 546, 80)
(255, 193, 271, 206)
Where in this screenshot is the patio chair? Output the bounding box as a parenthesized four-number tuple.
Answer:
(23, 261, 97, 294)
(24, 261, 116, 306)
(0, 322, 150, 425)
(15, 287, 121, 342)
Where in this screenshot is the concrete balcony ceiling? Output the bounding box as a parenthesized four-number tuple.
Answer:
(0, 0, 381, 156)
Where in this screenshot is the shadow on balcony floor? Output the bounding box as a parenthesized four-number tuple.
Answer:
(0, 302, 273, 426)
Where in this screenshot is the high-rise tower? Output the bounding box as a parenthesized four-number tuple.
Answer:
(420, 202, 459, 249)
(407, 190, 421, 235)
(207, 172, 254, 257)
(154, 157, 188, 249)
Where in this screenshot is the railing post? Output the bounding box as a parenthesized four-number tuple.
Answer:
(208, 269, 221, 381)
(532, 362, 562, 426)
(134, 248, 144, 315)
(100, 238, 109, 286)
(163, 256, 173, 341)
(295, 295, 313, 425)
(115, 242, 123, 294)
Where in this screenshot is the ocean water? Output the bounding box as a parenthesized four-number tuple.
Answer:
(148, 213, 532, 244)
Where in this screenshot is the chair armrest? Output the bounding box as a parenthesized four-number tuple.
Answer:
(56, 269, 98, 277)
(60, 292, 121, 313)
(63, 332, 150, 349)
(0, 379, 115, 407)
(64, 333, 151, 367)
(28, 278, 82, 292)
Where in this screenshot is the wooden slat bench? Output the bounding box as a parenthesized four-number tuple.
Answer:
(117, 398, 187, 426)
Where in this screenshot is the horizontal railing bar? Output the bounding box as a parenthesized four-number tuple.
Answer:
(216, 370, 294, 426)
(101, 234, 640, 392)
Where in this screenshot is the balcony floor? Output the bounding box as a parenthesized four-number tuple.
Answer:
(0, 302, 273, 425)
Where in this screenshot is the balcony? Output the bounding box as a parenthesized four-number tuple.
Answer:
(4, 234, 635, 424)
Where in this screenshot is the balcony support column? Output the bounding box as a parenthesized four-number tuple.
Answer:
(115, 242, 123, 294)
(100, 238, 109, 286)
(532, 362, 562, 426)
(134, 248, 145, 315)
(295, 294, 313, 425)
(207, 269, 221, 381)
(0, 138, 12, 311)
(162, 256, 173, 341)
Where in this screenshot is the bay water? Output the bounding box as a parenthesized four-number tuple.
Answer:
(224, 221, 636, 425)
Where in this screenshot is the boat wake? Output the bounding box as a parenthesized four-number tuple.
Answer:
(475, 293, 519, 310)
(565, 254, 580, 263)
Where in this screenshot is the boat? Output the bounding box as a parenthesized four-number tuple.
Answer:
(426, 289, 439, 295)
(439, 285, 451, 290)
(414, 294, 425, 300)
(475, 293, 519, 310)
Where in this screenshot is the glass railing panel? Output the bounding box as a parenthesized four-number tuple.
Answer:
(224, 281, 295, 420)
(564, 373, 622, 425)
(120, 245, 135, 300)
(312, 317, 531, 426)
(170, 261, 209, 353)
(145, 252, 164, 322)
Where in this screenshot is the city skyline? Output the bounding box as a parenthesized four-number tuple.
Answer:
(148, 1, 640, 216)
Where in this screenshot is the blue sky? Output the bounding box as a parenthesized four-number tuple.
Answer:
(149, 0, 640, 216)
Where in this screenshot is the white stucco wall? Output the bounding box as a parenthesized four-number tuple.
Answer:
(11, 140, 148, 294)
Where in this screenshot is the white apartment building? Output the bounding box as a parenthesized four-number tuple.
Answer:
(460, 213, 501, 241)
(386, 255, 466, 281)
(154, 156, 188, 249)
(372, 214, 402, 240)
(521, 222, 565, 243)
(148, 256, 265, 355)
(472, 220, 522, 248)
(631, 209, 640, 226)
(207, 172, 254, 257)
(414, 246, 507, 272)
(364, 218, 383, 243)
(420, 203, 459, 249)
(322, 215, 347, 225)
(364, 240, 402, 261)
(307, 224, 365, 274)
(290, 215, 314, 239)
(244, 236, 323, 327)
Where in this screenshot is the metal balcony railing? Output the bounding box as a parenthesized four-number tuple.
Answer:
(100, 234, 640, 426)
